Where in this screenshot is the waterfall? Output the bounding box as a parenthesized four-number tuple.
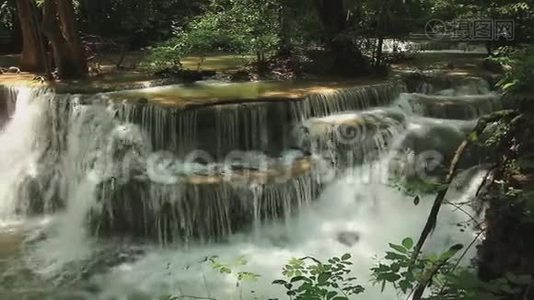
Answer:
(110, 81, 406, 160)
(0, 85, 333, 242)
(289, 81, 406, 121)
(0, 87, 53, 219)
(0, 79, 474, 240)
(0, 77, 493, 299)
(86, 132, 484, 300)
(296, 108, 407, 169)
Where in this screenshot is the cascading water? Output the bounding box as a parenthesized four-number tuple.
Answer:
(0, 87, 53, 219)
(0, 78, 496, 299)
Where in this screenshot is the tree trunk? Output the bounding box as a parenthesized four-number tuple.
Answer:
(314, 0, 346, 43)
(277, 0, 292, 57)
(55, 0, 87, 72)
(16, 0, 45, 71)
(313, 0, 369, 76)
(41, 0, 87, 79)
(374, 3, 388, 69)
(375, 35, 384, 68)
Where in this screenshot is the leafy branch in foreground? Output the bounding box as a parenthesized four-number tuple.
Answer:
(371, 237, 531, 300)
(273, 254, 364, 300)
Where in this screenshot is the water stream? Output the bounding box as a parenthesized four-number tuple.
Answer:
(0, 78, 497, 299)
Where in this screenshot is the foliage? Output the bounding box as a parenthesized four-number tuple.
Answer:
(143, 39, 185, 71)
(371, 237, 529, 299)
(0, 0, 16, 31)
(154, 233, 534, 300)
(145, 0, 280, 69)
(78, 0, 209, 47)
(495, 46, 534, 93)
(428, 269, 531, 300)
(480, 118, 512, 147)
(371, 237, 429, 295)
(206, 255, 262, 283)
(273, 254, 364, 300)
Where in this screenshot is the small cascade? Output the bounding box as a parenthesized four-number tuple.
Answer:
(405, 74, 491, 95)
(112, 81, 406, 160)
(296, 108, 406, 169)
(92, 153, 322, 243)
(397, 75, 501, 120)
(0, 85, 21, 129)
(116, 100, 288, 159)
(289, 81, 406, 121)
(400, 93, 502, 120)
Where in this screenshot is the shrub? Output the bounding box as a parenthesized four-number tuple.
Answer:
(496, 46, 534, 94)
(144, 0, 280, 70)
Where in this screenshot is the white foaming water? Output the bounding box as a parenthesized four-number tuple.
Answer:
(0, 88, 49, 221)
(0, 81, 490, 299)
(29, 102, 151, 275)
(90, 158, 483, 300)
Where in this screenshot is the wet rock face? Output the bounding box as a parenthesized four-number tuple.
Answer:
(77, 117, 322, 242)
(0, 97, 8, 128)
(297, 109, 406, 168)
(406, 93, 502, 120)
(403, 73, 492, 95)
(0, 86, 16, 129)
(400, 118, 488, 169)
(91, 173, 322, 243)
(117, 100, 297, 160)
(337, 231, 360, 246)
(115, 82, 406, 160)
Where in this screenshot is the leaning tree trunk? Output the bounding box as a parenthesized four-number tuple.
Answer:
(16, 0, 45, 71)
(41, 0, 87, 79)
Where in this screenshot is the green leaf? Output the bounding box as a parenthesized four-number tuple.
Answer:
(383, 273, 401, 282)
(290, 276, 308, 283)
(402, 238, 414, 250)
(318, 272, 331, 284)
(439, 244, 464, 261)
(272, 279, 287, 285)
(341, 253, 351, 261)
(326, 291, 338, 300)
(389, 243, 408, 254)
(399, 279, 412, 293)
(385, 251, 406, 260)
